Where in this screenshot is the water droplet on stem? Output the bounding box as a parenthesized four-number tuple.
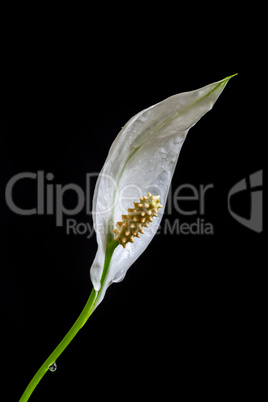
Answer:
(49, 362, 57, 372)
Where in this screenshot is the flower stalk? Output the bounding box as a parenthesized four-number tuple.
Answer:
(19, 240, 118, 402)
(19, 289, 98, 401)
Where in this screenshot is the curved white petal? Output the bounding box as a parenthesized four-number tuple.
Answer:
(90, 75, 235, 303)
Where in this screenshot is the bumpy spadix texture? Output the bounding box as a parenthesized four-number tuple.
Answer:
(113, 193, 163, 247)
(90, 75, 235, 308)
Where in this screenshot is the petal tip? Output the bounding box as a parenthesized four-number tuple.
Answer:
(220, 73, 238, 85)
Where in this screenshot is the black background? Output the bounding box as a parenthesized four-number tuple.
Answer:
(0, 10, 265, 402)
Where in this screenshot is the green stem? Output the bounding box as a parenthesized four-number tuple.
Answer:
(19, 239, 118, 402)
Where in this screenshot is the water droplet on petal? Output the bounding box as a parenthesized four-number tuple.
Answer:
(173, 136, 183, 145)
(49, 362, 57, 372)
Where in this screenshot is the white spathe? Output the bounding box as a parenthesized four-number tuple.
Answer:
(90, 76, 235, 307)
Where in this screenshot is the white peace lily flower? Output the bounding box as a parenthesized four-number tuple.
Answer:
(19, 75, 236, 401)
(90, 75, 236, 308)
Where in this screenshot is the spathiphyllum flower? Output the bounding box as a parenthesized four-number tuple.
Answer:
(90, 74, 236, 309)
(19, 75, 236, 401)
